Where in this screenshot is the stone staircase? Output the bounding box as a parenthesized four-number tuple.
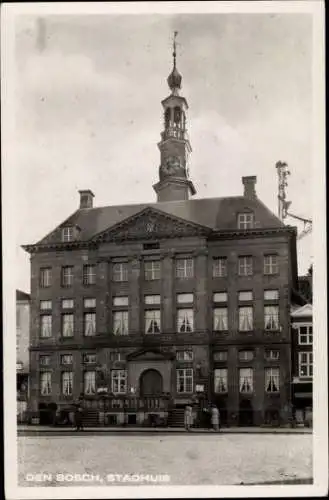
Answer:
(167, 408, 185, 427)
(82, 409, 99, 427)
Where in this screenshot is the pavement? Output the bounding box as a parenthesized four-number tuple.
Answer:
(18, 424, 312, 435)
(17, 432, 313, 486)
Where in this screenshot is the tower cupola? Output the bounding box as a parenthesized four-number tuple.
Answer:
(153, 32, 196, 203)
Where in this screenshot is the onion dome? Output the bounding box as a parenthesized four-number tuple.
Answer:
(167, 65, 182, 91)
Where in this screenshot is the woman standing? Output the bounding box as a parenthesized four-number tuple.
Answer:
(211, 405, 220, 432)
(184, 405, 193, 431)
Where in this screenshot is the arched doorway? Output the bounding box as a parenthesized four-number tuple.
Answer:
(239, 399, 253, 426)
(140, 369, 163, 396)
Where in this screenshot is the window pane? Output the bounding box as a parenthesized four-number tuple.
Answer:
(176, 258, 194, 278)
(40, 268, 52, 288)
(213, 292, 227, 302)
(62, 227, 73, 242)
(212, 258, 227, 277)
(83, 353, 97, 364)
(239, 350, 254, 361)
(214, 368, 228, 393)
(111, 370, 127, 394)
(40, 300, 52, 310)
(176, 368, 193, 393)
(83, 265, 96, 285)
(265, 350, 280, 361)
(61, 371, 73, 395)
(144, 261, 161, 280)
(238, 257, 253, 276)
(239, 307, 253, 331)
(177, 309, 194, 332)
(176, 351, 193, 361)
(264, 306, 279, 330)
(40, 315, 52, 337)
(113, 311, 128, 335)
(40, 371, 52, 395)
(264, 255, 279, 275)
(62, 266, 73, 286)
(177, 293, 193, 304)
(84, 371, 96, 395)
(112, 263, 128, 282)
(264, 290, 279, 300)
(145, 310, 161, 334)
(60, 354, 72, 365)
(265, 368, 280, 392)
(238, 291, 253, 301)
(84, 298, 96, 308)
(39, 355, 50, 365)
(238, 213, 254, 229)
(84, 313, 96, 336)
(113, 296, 129, 307)
(213, 308, 228, 331)
(145, 295, 161, 305)
(213, 351, 228, 362)
(62, 314, 74, 337)
(239, 368, 253, 393)
(62, 299, 74, 309)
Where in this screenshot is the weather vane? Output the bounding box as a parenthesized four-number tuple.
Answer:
(173, 31, 178, 67)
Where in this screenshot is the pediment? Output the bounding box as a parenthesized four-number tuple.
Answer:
(127, 348, 174, 362)
(93, 207, 210, 242)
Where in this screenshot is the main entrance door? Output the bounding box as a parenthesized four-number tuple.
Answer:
(140, 369, 163, 396)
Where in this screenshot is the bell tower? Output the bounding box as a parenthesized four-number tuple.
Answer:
(153, 32, 197, 202)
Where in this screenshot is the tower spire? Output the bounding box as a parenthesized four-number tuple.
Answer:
(167, 31, 182, 93)
(173, 31, 178, 68)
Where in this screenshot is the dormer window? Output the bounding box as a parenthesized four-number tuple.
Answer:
(62, 226, 74, 242)
(238, 213, 254, 229)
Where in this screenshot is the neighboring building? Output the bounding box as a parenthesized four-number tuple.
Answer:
(23, 47, 299, 427)
(291, 303, 313, 425)
(16, 290, 30, 421)
(298, 275, 313, 304)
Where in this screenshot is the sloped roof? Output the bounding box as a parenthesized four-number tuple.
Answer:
(35, 195, 285, 245)
(16, 290, 30, 301)
(291, 303, 313, 318)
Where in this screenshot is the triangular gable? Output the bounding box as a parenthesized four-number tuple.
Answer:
(291, 303, 313, 318)
(93, 206, 211, 243)
(126, 348, 175, 362)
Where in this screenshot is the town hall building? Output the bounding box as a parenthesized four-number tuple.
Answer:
(23, 41, 300, 427)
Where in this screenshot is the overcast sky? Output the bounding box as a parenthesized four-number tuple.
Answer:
(11, 11, 313, 292)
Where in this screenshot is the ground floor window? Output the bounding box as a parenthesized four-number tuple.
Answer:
(84, 371, 96, 395)
(40, 371, 52, 395)
(111, 370, 127, 394)
(214, 368, 228, 393)
(265, 367, 280, 392)
(299, 352, 313, 377)
(239, 368, 253, 393)
(176, 368, 193, 393)
(61, 371, 73, 395)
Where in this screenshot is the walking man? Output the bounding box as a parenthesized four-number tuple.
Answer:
(184, 404, 193, 432)
(211, 404, 220, 432)
(74, 406, 84, 431)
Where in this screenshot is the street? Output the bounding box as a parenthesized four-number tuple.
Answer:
(18, 433, 312, 486)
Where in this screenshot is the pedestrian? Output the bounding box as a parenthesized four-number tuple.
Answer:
(211, 404, 220, 432)
(184, 404, 192, 431)
(74, 406, 84, 431)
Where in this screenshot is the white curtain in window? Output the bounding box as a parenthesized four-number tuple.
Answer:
(114, 312, 128, 335)
(264, 306, 279, 330)
(239, 308, 253, 331)
(214, 369, 228, 393)
(214, 308, 228, 330)
(84, 313, 96, 336)
(239, 368, 253, 392)
(145, 311, 161, 334)
(62, 372, 73, 395)
(41, 316, 52, 337)
(40, 372, 52, 395)
(176, 369, 193, 393)
(177, 309, 193, 332)
(265, 368, 279, 392)
(63, 314, 74, 336)
(84, 371, 96, 395)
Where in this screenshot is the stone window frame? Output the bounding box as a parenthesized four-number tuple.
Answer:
(83, 264, 96, 286)
(40, 267, 52, 288)
(212, 257, 227, 278)
(61, 266, 74, 287)
(238, 256, 253, 276)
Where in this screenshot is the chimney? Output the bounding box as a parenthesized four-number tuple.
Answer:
(242, 176, 257, 199)
(79, 190, 95, 209)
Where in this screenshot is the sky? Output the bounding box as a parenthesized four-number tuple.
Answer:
(10, 10, 314, 292)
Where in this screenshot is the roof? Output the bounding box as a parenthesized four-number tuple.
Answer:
(34, 195, 286, 246)
(16, 290, 30, 301)
(291, 303, 313, 318)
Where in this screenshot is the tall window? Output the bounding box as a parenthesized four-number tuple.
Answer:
(176, 368, 193, 393)
(298, 325, 313, 345)
(61, 371, 73, 395)
(239, 307, 253, 331)
(61, 313, 74, 337)
(84, 313, 96, 336)
(145, 310, 161, 334)
(40, 268, 52, 288)
(112, 262, 128, 282)
(213, 308, 228, 331)
(40, 371, 52, 395)
(111, 370, 127, 394)
(176, 258, 194, 279)
(238, 256, 253, 276)
(239, 368, 253, 393)
(264, 306, 279, 330)
(40, 315, 52, 338)
(61, 266, 73, 287)
(62, 227, 74, 242)
(84, 371, 96, 395)
(83, 265, 96, 285)
(177, 309, 194, 333)
(238, 213, 254, 229)
(264, 255, 279, 275)
(265, 368, 280, 393)
(113, 311, 128, 335)
(299, 352, 313, 377)
(213, 258, 227, 277)
(214, 368, 228, 393)
(144, 261, 161, 280)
